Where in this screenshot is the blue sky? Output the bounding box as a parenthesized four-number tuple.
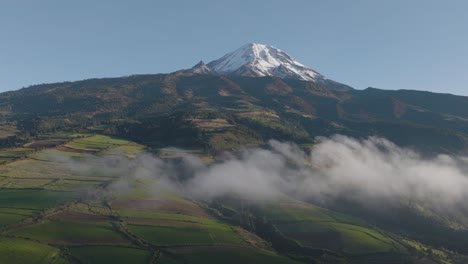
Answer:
(1, 0, 467, 95)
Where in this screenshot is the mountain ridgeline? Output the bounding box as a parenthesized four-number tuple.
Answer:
(2, 44, 468, 154)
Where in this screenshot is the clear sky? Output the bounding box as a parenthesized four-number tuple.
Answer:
(1, 0, 467, 95)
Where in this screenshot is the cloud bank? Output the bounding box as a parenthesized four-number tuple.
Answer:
(53, 135, 468, 220)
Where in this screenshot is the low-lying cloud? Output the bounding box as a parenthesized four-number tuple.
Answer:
(52, 135, 468, 221)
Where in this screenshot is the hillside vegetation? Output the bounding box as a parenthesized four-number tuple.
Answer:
(1, 73, 468, 154)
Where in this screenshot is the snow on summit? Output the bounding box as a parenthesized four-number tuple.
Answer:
(207, 43, 325, 81)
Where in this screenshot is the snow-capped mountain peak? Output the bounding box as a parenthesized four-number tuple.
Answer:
(206, 43, 325, 81)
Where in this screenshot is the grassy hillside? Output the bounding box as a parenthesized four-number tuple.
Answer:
(0, 133, 463, 263)
(0, 133, 305, 263)
(1, 73, 468, 154)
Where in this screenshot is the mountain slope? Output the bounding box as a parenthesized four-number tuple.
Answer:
(1, 72, 468, 155)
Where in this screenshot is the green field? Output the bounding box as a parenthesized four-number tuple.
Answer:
(29, 148, 86, 161)
(252, 201, 402, 254)
(122, 209, 246, 246)
(64, 135, 130, 152)
(12, 135, 145, 190)
(9, 219, 128, 245)
(129, 225, 213, 246)
(118, 210, 211, 222)
(0, 208, 37, 226)
(0, 158, 80, 180)
(173, 248, 301, 264)
(70, 246, 152, 264)
(0, 237, 66, 264)
(0, 189, 78, 209)
(0, 148, 33, 163)
(101, 143, 145, 157)
(45, 179, 104, 191)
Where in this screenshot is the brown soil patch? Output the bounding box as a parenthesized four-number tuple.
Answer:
(166, 245, 241, 254)
(188, 118, 235, 129)
(234, 227, 271, 250)
(124, 217, 201, 228)
(55, 145, 91, 153)
(112, 198, 210, 217)
(47, 238, 128, 246)
(237, 111, 279, 118)
(392, 97, 407, 118)
(290, 230, 342, 242)
(48, 211, 112, 222)
(27, 141, 64, 149)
